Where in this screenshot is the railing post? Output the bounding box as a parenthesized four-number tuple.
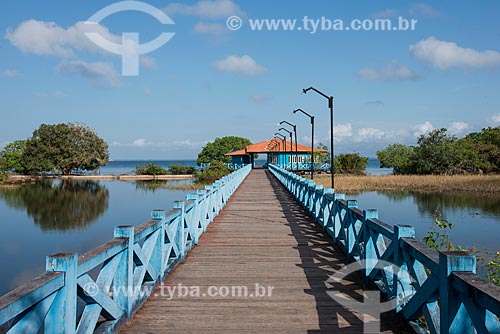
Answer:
(439, 251, 476, 334)
(393, 225, 415, 311)
(45, 253, 78, 334)
(173, 201, 186, 261)
(114, 225, 135, 316)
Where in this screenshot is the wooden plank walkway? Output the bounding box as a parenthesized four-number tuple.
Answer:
(120, 169, 414, 333)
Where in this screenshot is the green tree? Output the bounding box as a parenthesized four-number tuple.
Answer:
(0, 140, 27, 174)
(412, 129, 464, 174)
(464, 126, 500, 171)
(196, 160, 232, 183)
(334, 153, 369, 174)
(0, 158, 7, 182)
(197, 136, 252, 165)
(314, 143, 330, 163)
(377, 144, 415, 174)
(134, 163, 168, 175)
(23, 123, 109, 175)
(167, 164, 195, 175)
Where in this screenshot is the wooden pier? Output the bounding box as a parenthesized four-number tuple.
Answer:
(119, 170, 412, 333)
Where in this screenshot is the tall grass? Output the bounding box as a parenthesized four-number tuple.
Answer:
(314, 174, 500, 193)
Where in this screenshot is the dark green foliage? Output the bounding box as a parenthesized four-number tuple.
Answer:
(196, 160, 232, 183)
(197, 136, 252, 165)
(334, 153, 369, 174)
(23, 123, 109, 175)
(377, 144, 415, 174)
(0, 157, 7, 181)
(167, 164, 195, 175)
(0, 140, 27, 174)
(314, 143, 330, 163)
(464, 127, 500, 172)
(376, 127, 500, 175)
(0, 180, 108, 230)
(134, 163, 168, 175)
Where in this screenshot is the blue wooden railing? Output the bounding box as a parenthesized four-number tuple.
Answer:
(0, 165, 251, 334)
(269, 163, 500, 334)
(274, 162, 331, 171)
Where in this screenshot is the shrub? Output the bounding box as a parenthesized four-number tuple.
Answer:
(134, 163, 168, 175)
(334, 153, 369, 174)
(196, 160, 232, 183)
(167, 164, 195, 175)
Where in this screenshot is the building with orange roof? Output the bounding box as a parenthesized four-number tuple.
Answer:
(225, 139, 327, 170)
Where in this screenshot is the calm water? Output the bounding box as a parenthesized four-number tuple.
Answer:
(348, 191, 500, 259)
(1, 169, 498, 295)
(0, 179, 191, 295)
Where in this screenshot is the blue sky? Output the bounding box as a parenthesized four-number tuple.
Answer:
(1, 0, 500, 159)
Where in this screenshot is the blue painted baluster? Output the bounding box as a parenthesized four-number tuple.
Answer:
(393, 225, 415, 309)
(114, 225, 135, 316)
(197, 189, 207, 234)
(173, 201, 186, 261)
(186, 194, 200, 245)
(321, 188, 334, 231)
(346, 200, 358, 257)
(45, 253, 78, 334)
(363, 209, 379, 278)
(439, 251, 476, 334)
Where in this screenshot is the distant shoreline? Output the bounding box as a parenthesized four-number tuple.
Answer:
(1, 174, 193, 185)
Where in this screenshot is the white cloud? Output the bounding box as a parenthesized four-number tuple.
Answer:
(334, 123, 353, 142)
(489, 114, 500, 124)
(371, 8, 399, 19)
(355, 128, 386, 142)
(57, 61, 122, 88)
(213, 55, 267, 76)
(412, 121, 433, 137)
(194, 22, 226, 35)
(2, 69, 21, 78)
(357, 63, 418, 81)
(409, 3, 440, 17)
(448, 121, 469, 134)
(5, 20, 120, 57)
(410, 37, 500, 69)
(249, 94, 273, 103)
(132, 139, 146, 147)
(164, 0, 244, 19)
(140, 56, 157, 69)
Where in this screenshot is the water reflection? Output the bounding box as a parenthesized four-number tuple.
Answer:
(134, 179, 194, 192)
(378, 191, 500, 218)
(0, 180, 109, 231)
(134, 180, 169, 192)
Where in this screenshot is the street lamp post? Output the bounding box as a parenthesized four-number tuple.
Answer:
(280, 120, 298, 173)
(279, 127, 293, 171)
(274, 133, 287, 168)
(303, 86, 334, 189)
(293, 108, 315, 179)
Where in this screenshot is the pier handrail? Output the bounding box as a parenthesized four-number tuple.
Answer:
(268, 163, 500, 334)
(0, 164, 251, 334)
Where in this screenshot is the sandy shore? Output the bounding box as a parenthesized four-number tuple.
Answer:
(4, 174, 193, 183)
